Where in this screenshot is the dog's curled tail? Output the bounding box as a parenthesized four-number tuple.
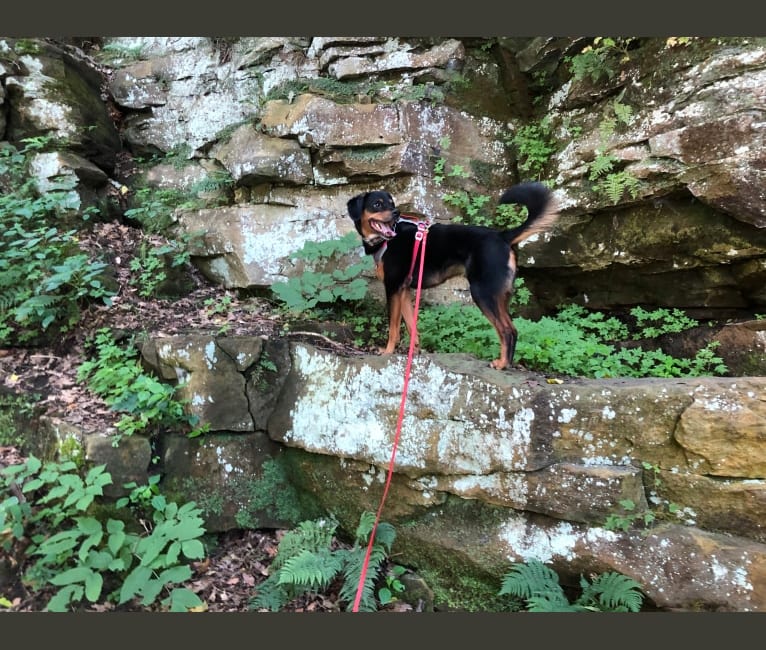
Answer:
(499, 181, 559, 246)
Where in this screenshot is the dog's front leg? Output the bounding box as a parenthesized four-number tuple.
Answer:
(381, 289, 405, 354)
(399, 290, 419, 353)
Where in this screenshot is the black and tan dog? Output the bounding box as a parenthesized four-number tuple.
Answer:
(346, 182, 558, 370)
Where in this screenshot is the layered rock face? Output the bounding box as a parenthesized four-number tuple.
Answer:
(137, 336, 766, 612)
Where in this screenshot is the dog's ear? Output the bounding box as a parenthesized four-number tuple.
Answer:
(347, 193, 367, 223)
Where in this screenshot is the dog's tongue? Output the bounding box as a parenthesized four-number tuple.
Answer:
(372, 220, 396, 238)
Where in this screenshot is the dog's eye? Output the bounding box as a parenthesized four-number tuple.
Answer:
(372, 200, 382, 209)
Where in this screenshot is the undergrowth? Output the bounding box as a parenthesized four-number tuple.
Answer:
(418, 303, 727, 378)
(0, 457, 206, 612)
(0, 137, 114, 345)
(76, 328, 208, 443)
(249, 512, 400, 612)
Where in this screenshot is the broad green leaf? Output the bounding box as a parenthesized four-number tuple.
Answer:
(158, 565, 192, 585)
(49, 566, 93, 586)
(34, 530, 81, 556)
(166, 540, 181, 566)
(84, 571, 104, 602)
(139, 578, 164, 605)
(181, 539, 205, 560)
(108, 530, 127, 555)
(74, 493, 95, 511)
(76, 516, 103, 535)
(119, 566, 152, 604)
(166, 587, 204, 612)
(46, 584, 83, 612)
(136, 535, 166, 567)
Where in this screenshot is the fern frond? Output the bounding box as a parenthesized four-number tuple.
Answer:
(278, 548, 343, 592)
(613, 101, 633, 126)
(355, 511, 377, 542)
(599, 116, 617, 143)
(499, 559, 562, 600)
(355, 515, 396, 553)
(599, 171, 641, 205)
(249, 574, 291, 612)
(579, 571, 644, 612)
(272, 517, 337, 569)
(339, 546, 382, 612)
(526, 592, 587, 612)
(588, 154, 615, 180)
(14, 294, 62, 324)
(0, 289, 22, 312)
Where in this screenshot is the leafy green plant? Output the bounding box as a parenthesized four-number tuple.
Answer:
(271, 232, 372, 314)
(630, 306, 698, 339)
(123, 187, 189, 234)
(203, 293, 234, 317)
(508, 116, 557, 180)
(0, 393, 40, 447)
(265, 77, 386, 104)
(378, 564, 406, 606)
(0, 138, 114, 344)
(338, 298, 389, 348)
(418, 302, 727, 378)
(249, 512, 400, 612)
(434, 136, 528, 229)
(499, 558, 644, 612)
(604, 498, 656, 532)
(188, 169, 234, 205)
(129, 242, 172, 298)
(588, 96, 641, 205)
(76, 328, 207, 443)
(96, 42, 145, 64)
(566, 37, 637, 83)
(417, 281, 530, 359)
(0, 457, 206, 611)
(605, 461, 681, 532)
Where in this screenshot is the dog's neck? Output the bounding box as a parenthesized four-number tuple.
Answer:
(396, 215, 426, 227)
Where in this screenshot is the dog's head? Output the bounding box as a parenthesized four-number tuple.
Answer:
(347, 190, 400, 246)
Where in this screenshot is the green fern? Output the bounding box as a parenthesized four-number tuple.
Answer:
(338, 547, 380, 611)
(355, 512, 396, 553)
(527, 592, 588, 612)
(499, 559, 645, 612)
(249, 513, 399, 612)
(338, 518, 395, 612)
(599, 170, 641, 205)
(499, 558, 562, 601)
(271, 518, 338, 570)
(249, 574, 290, 611)
(613, 100, 633, 126)
(278, 548, 344, 592)
(579, 571, 644, 612)
(588, 153, 616, 180)
(0, 289, 21, 312)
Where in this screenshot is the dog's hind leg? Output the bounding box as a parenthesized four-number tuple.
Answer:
(471, 287, 517, 370)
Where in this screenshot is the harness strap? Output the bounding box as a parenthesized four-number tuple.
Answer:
(404, 221, 428, 286)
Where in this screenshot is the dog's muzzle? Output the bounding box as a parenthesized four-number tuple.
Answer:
(366, 210, 399, 243)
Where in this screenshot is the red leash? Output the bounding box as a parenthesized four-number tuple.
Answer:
(351, 220, 429, 612)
